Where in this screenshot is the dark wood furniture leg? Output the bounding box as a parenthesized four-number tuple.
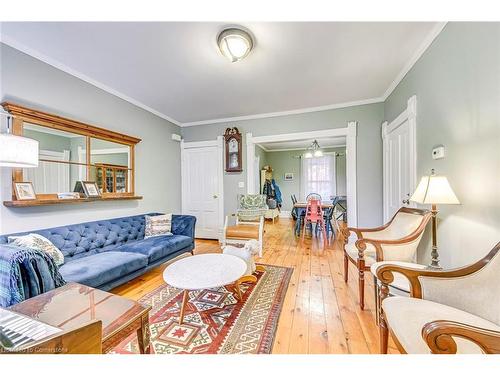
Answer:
(358, 259, 365, 310)
(343, 254, 349, 282)
(137, 313, 151, 354)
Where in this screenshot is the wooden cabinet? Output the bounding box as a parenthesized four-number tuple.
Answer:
(95, 163, 128, 195)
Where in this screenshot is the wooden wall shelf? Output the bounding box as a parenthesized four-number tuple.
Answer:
(3, 196, 143, 208)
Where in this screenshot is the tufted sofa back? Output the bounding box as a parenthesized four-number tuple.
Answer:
(0, 213, 165, 263)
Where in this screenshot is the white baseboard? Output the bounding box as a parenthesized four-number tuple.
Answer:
(279, 210, 291, 218)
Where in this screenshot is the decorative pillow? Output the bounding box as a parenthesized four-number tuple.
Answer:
(8, 233, 65, 266)
(145, 214, 173, 239)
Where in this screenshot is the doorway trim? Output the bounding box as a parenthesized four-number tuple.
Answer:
(382, 95, 417, 222)
(246, 123, 358, 227)
(181, 136, 225, 239)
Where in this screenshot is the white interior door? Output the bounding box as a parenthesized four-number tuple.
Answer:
(181, 140, 223, 239)
(383, 96, 417, 222)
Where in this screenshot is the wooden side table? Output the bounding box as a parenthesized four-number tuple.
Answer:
(9, 282, 151, 354)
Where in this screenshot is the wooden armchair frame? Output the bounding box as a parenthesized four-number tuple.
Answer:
(341, 207, 431, 309)
(376, 242, 500, 354)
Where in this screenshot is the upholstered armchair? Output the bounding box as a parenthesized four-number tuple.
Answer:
(342, 207, 431, 309)
(376, 243, 500, 354)
(236, 194, 268, 222)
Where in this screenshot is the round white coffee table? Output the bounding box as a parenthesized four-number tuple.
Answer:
(163, 254, 247, 324)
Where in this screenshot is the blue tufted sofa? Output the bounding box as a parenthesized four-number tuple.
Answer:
(0, 213, 196, 291)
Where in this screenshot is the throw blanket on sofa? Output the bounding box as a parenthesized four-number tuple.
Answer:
(0, 244, 66, 307)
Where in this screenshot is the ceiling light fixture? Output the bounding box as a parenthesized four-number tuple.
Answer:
(304, 140, 323, 159)
(217, 27, 254, 63)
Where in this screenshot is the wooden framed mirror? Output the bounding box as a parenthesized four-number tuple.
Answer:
(2, 102, 141, 206)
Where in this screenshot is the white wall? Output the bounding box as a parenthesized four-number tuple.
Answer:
(0, 43, 182, 234)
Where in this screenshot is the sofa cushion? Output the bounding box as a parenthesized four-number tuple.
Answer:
(59, 251, 148, 288)
(117, 235, 193, 263)
(383, 297, 500, 354)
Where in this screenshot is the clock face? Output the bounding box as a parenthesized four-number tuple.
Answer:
(228, 138, 239, 153)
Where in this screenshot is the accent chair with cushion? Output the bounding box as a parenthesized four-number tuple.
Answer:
(342, 207, 432, 309)
(376, 242, 500, 354)
(236, 194, 268, 222)
(222, 215, 264, 257)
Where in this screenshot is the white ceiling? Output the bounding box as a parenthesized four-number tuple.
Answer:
(260, 137, 346, 152)
(0, 22, 443, 126)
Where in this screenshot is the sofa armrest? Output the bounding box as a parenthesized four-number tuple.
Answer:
(422, 320, 500, 354)
(171, 215, 196, 240)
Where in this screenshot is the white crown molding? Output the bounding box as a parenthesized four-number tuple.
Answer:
(0, 36, 182, 126)
(382, 22, 447, 101)
(181, 97, 384, 127)
(263, 145, 346, 153)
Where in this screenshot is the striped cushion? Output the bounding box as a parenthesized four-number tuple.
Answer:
(145, 214, 172, 239)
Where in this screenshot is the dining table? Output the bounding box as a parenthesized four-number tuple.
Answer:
(292, 196, 347, 236)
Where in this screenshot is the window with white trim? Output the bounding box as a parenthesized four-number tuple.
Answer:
(300, 155, 336, 200)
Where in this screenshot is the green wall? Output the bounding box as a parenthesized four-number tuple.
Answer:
(0, 43, 182, 234)
(263, 147, 346, 211)
(182, 103, 384, 227)
(384, 22, 500, 267)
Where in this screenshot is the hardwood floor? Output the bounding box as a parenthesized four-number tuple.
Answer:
(112, 218, 398, 354)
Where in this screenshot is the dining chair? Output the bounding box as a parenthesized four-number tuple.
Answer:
(306, 193, 322, 201)
(301, 198, 327, 245)
(291, 195, 298, 220)
(322, 206, 336, 240)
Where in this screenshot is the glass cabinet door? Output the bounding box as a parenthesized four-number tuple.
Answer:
(115, 169, 127, 193)
(105, 169, 114, 193)
(96, 167, 104, 193)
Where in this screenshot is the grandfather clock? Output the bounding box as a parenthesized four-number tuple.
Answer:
(224, 127, 242, 172)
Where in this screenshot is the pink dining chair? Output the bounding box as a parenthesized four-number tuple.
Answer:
(301, 198, 328, 245)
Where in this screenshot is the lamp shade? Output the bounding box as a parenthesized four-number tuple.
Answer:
(0, 134, 39, 168)
(410, 172, 460, 205)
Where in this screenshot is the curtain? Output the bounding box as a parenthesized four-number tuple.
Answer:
(300, 154, 336, 200)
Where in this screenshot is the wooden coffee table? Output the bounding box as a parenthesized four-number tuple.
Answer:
(8, 282, 151, 354)
(163, 254, 247, 324)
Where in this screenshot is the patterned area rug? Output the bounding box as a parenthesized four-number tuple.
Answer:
(113, 264, 292, 354)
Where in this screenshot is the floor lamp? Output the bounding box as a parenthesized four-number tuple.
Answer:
(410, 169, 460, 269)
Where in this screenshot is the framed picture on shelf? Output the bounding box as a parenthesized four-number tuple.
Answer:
(74, 181, 102, 198)
(284, 173, 294, 181)
(13, 182, 36, 200)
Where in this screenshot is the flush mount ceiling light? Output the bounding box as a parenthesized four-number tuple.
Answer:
(304, 140, 323, 159)
(217, 27, 254, 63)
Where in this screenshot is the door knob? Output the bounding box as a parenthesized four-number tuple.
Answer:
(402, 199, 409, 204)
(213, 195, 218, 199)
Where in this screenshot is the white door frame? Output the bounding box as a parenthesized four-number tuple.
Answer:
(382, 95, 417, 222)
(181, 137, 225, 239)
(246, 123, 358, 227)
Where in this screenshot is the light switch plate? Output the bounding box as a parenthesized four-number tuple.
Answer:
(238, 181, 245, 188)
(432, 145, 445, 160)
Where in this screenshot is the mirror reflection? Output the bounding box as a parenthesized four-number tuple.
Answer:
(90, 138, 130, 167)
(90, 138, 131, 194)
(22, 123, 87, 194)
